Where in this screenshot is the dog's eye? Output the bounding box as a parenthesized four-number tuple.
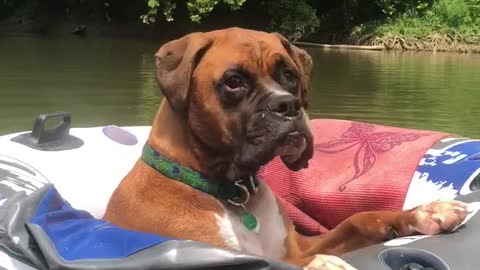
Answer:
(277, 68, 298, 93)
(283, 70, 296, 81)
(216, 72, 250, 105)
(225, 75, 244, 92)
(282, 69, 298, 86)
(273, 61, 299, 93)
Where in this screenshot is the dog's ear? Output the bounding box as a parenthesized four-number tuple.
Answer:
(274, 33, 313, 109)
(155, 33, 213, 113)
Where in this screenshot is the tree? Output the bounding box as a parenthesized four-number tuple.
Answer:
(140, 0, 320, 40)
(140, 0, 246, 24)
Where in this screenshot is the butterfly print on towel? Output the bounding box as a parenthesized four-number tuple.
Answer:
(315, 122, 428, 191)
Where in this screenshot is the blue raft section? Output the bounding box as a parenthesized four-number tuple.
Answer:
(31, 186, 173, 261)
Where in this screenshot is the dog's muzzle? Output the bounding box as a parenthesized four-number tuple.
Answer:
(238, 92, 313, 172)
(264, 94, 302, 121)
(264, 94, 311, 168)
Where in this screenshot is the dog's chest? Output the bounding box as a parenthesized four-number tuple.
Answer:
(215, 182, 288, 259)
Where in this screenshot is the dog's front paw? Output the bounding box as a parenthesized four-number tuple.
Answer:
(303, 255, 357, 270)
(411, 200, 468, 235)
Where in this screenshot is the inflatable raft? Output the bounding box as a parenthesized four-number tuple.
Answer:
(1, 112, 480, 270)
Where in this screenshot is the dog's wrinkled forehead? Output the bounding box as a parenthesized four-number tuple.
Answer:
(203, 30, 297, 76)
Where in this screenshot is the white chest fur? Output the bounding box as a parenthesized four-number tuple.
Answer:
(215, 182, 288, 259)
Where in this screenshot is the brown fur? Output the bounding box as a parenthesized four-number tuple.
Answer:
(104, 28, 467, 268)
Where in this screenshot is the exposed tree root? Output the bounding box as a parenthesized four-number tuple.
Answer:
(359, 32, 480, 53)
(293, 41, 384, 51)
(300, 31, 479, 53)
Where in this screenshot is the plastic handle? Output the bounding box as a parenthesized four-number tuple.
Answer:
(31, 112, 72, 145)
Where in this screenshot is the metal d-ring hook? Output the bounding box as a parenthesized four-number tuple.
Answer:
(228, 180, 251, 207)
(249, 175, 258, 193)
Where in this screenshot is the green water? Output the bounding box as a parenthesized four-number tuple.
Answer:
(1, 35, 479, 137)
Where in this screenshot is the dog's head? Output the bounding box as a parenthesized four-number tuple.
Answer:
(154, 27, 313, 180)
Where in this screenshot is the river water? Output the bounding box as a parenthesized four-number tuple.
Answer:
(1, 35, 479, 137)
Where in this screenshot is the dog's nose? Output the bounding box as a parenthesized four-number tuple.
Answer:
(266, 94, 301, 118)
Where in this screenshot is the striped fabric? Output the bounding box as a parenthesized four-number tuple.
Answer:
(259, 119, 452, 235)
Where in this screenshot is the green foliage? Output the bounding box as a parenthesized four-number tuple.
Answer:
(139, 0, 319, 39)
(267, 0, 320, 40)
(434, 0, 468, 27)
(141, 0, 246, 24)
(432, 0, 478, 27)
(375, 0, 433, 17)
(186, 0, 219, 23)
(374, 0, 479, 27)
(141, 0, 176, 24)
(1, 0, 477, 47)
(368, 0, 479, 40)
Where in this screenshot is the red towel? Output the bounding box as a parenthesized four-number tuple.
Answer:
(259, 119, 452, 235)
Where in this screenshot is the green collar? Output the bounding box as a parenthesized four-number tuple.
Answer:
(141, 144, 259, 206)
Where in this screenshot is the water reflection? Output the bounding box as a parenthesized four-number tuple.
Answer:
(0, 36, 479, 138)
(307, 49, 480, 136)
(0, 36, 159, 132)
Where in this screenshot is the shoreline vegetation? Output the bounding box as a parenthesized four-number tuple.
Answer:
(305, 0, 480, 53)
(296, 35, 480, 54)
(1, 0, 478, 53)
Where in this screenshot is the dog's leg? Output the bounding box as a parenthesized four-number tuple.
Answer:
(284, 200, 468, 270)
(286, 254, 358, 270)
(304, 199, 467, 257)
(282, 226, 358, 270)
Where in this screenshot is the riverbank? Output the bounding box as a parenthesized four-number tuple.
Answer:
(302, 32, 480, 54)
(369, 34, 479, 53)
(331, 0, 480, 54)
(1, 6, 478, 54)
(343, 22, 480, 54)
(301, 30, 479, 54)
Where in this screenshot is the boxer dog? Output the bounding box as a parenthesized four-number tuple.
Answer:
(104, 28, 467, 270)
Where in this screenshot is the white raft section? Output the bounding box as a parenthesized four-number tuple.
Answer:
(0, 125, 477, 270)
(0, 125, 468, 218)
(0, 125, 151, 218)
